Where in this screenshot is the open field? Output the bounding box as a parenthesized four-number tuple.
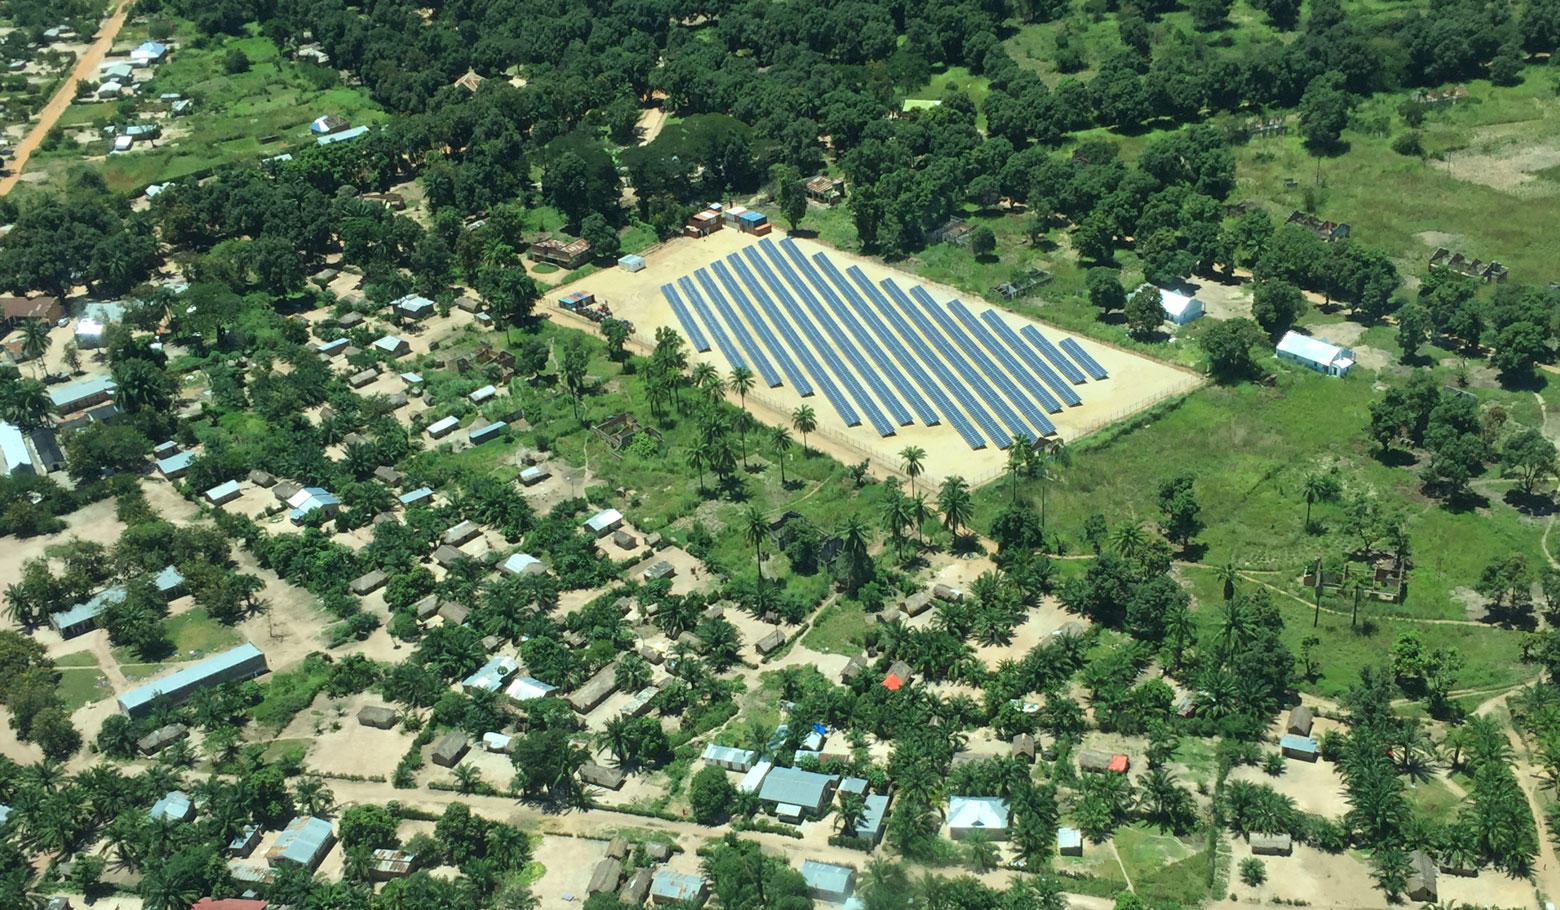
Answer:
(561, 228, 1200, 485)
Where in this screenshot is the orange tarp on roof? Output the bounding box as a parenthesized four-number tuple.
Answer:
(1107, 754, 1129, 773)
(882, 674, 904, 691)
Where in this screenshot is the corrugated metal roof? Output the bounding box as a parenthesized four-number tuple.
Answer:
(0, 422, 32, 474)
(51, 586, 126, 631)
(48, 377, 116, 408)
(149, 789, 192, 822)
(461, 655, 517, 692)
(505, 676, 556, 701)
(118, 643, 266, 714)
(801, 860, 854, 896)
(584, 508, 623, 533)
(157, 451, 195, 475)
(947, 796, 1009, 830)
(756, 765, 837, 809)
(1276, 330, 1351, 368)
(398, 487, 433, 505)
(317, 125, 369, 146)
(269, 815, 334, 866)
(649, 869, 706, 902)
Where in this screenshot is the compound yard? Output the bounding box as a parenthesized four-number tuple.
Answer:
(562, 229, 1199, 483)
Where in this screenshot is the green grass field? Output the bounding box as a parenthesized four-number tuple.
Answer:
(111, 607, 242, 678)
(54, 649, 108, 709)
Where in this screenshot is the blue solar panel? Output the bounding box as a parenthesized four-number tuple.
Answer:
(805, 249, 945, 429)
(876, 277, 1019, 448)
(1060, 337, 1109, 379)
(677, 276, 745, 370)
(776, 239, 913, 427)
(1021, 325, 1087, 384)
(977, 309, 1081, 407)
(837, 265, 987, 450)
(660, 283, 710, 352)
(905, 285, 1054, 439)
(693, 268, 782, 388)
(709, 260, 812, 396)
(947, 300, 1062, 414)
(754, 240, 896, 437)
(738, 247, 863, 429)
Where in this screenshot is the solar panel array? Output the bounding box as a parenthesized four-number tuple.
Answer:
(662, 237, 1113, 450)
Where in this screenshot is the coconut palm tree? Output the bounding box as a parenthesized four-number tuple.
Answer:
(1035, 440, 1071, 532)
(691, 362, 722, 402)
(1216, 561, 1239, 601)
(769, 426, 793, 486)
(19, 318, 51, 375)
(0, 377, 56, 430)
(1110, 521, 1147, 560)
(293, 775, 336, 816)
(728, 365, 754, 410)
(1006, 435, 1032, 503)
(1341, 574, 1365, 628)
(791, 404, 816, 454)
(899, 445, 926, 496)
(453, 764, 484, 794)
(689, 439, 712, 492)
(938, 475, 972, 539)
(881, 489, 914, 560)
(744, 505, 769, 582)
(1301, 471, 1340, 532)
(911, 493, 931, 547)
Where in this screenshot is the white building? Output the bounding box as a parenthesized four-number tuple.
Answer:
(946, 796, 1010, 840)
(1276, 330, 1355, 377)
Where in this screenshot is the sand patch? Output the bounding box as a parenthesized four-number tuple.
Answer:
(1448, 126, 1560, 198)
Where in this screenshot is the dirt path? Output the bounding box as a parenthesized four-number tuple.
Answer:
(0, 0, 132, 195)
(1471, 687, 1560, 892)
(1236, 571, 1494, 627)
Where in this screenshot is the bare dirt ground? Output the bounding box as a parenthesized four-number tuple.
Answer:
(1180, 277, 1253, 320)
(1449, 122, 1560, 199)
(1216, 842, 1376, 908)
(625, 546, 712, 597)
(0, 1, 131, 194)
(635, 105, 669, 146)
(554, 229, 1200, 486)
(0, 497, 125, 594)
(1228, 759, 1351, 819)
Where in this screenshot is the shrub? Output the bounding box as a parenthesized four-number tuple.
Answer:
(1239, 857, 1266, 886)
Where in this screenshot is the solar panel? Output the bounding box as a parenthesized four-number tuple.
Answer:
(693, 268, 782, 387)
(836, 265, 987, 450)
(660, 283, 710, 352)
(775, 239, 914, 426)
(1060, 337, 1109, 380)
(805, 249, 945, 429)
(677, 276, 745, 370)
(978, 309, 1081, 407)
(753, 240, 896, 437)
(738, 246, 863, 428)
(876, 277, 1020, 447)
(1022, 325, 1087, 384)
(709, 260, 812, 396)
(947, 300, 1062, 414)
(904, 284, 1054, 439)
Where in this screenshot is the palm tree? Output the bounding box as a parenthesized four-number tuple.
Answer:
(734, 411, 756, 468)
(689, 439, 712, 492)
(453, 764, 483, 794)
(691, 362, 722, 402)
(1341, 574, 1365, 628)
(0, 378, 56, 430)
(601, 715, 632, 765)
(836, 791, 868, 834)
(962, 829, 1000, 872)
(293, 775, 336, 816)
(791, 404, 817, 454)
(911, 493, 931, 547)
(899, 445, 926, 496)
(1301, 471, 1340, 532)
(1218, 596, 1251, 656)
(881, 490, 914, 559)
(769, 426, 793, 486)
(1110, 521, 1147, 560)
(1216, 561, 1239, 601)
(938, 475, 972, 539)
(728, 365, 754, 410)
(1036, 440, 1071, 532)
(1006, 435, 1032, 503)
(19, 319, 51, 375)
(744, 505, 769, 582)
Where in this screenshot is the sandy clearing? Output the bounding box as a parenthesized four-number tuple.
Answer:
(1228, 759, 1351, 819)
(1216, 841, 1377, 908)
(1448, 122, 1560, 198)
(550, 229, 1201, 486)
(1181, 277, 1252, 321)
(0, 497, 125, 597)
(0, 0, 132, 195)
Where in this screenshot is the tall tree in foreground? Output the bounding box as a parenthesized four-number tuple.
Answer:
(769, 426, 793, 487)
(899, 445, 926, 496)
(792, 405, 816, 454)
(744, 506, 769, 583)
(938, 475, 972, 540)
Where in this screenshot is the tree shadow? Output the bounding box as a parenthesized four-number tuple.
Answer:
(950, 533, 986, 557)
(788, 228, 819, 240)
(1503, 489, 1555, 516)
(1480, 603, 1537, 631)
(1179, 540, 1209, 563)
(1437, 486, 1490, 514)
(1375, 449, 1418, 468)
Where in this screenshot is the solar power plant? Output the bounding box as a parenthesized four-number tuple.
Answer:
(662, 237, 1129, 452)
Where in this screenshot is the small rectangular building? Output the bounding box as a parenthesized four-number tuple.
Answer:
(1058, 826, 1084, 856)
(157, 450, 195, 479)
(617, 254, 646, 272)
(267, 816, 335, 869)
(947, 796, 1010, 840)
(119, 644, 269, 716)
(801, 861, 856, 903)
(583, 508, 624, 537)
(756, 765, 838, 818)
(426, 416, 459, 439)
(1286, 705, 1314, 737)
(1406, 850, 1437, 902)
(226, 825, 262, 858)
(1276, 330, 1354, 377)
(756, 628, 786, 655)
(287, 487, 341, 523)
(370, 848, 416, 881)
(518, 465, 550, 486)
(357, 705, 398, 729)
(349, 569, 387, 596)
(430, 732, 469, 767)
(621, 868, 652, 905)
(498, 552, 545, 576)
(461, 655, 518, 693)
(650, 869, 707, 905)
(315, 338, 349, 358)
(1280, 734, 1318, 761)
(1135, 283, 1203, 325)
(137, 722, 189, 755)
(437, 601, 469, 625)
(50, 587, 126, 638)
(469, 421, 507, 444)
(149, 790, 194, 823)
(433, 545, 467, 568)
(1251, 833, 1293, 856)
(568, 665, 619, 713)
(443, 520, 481, 547)
(469, 384, 497, 404)
(205, 479, 242, 505)
(702, 743, 757, 772)
(373, 335, 410, 358)
(399, 487, 433, 507)
(505, 676, 556, 702)
(579, 763, 626, 790)
(393, 295, 435, 319)
(588, 858, 623, 894)
(49, 377, 117, 414)
(643, 560, 675, 581)
(528, 237, 593, 269)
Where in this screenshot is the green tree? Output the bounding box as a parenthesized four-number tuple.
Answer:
(1395, 302, 1432, 361)
(1501, 428, 1558, 495)
(1198, 318, 1265, 382)
(18, 318, 51, 375)
(938, 475, 973, 540)
(1123, 284, 1164, 339)
(769, 426, 793, 487)
(1251, 280, 1306, 338)
(689, 764, 735, 825)
(1156, 471, 1202, 546)
(1300, 471, 1342, 531)
(775, 165, 807, 231)
(1298, 73, 1352, 151)
(578, 213, 620, 262)
(744, 506, 769, 582)
(791, 405, 817, 454)
(1086, 268, 1127, 317)
(899, 445, 926, 497)
(478, 267, 540, 343)
(600, 318, 631, 361)
(969, 225, 997, 258)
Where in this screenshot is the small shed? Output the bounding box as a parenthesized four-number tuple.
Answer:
(399, 487, 434, 507)
(841, 654, 867, 683)
(350, 569, 387, 595)
(443, 520, 481, 547)
(579, 763, 626, 790)
(1286, 705, 1314, 737)
(1280, 734, 1318, 762)
(756, 628, 786, 655)
(800, 861, 856, 903)
(205, 480, 241, 505)
(904, 590, 935, 616)
(469, 384, 497, 404)
(1057, 826, 1083, 856)
(620, 868, 652, 905)
(413, 595, 440, 619)
(373, 465, 404, 485)
(612, 529, 638, 549)
(643, 560, 675, 581)
(1011, 734, 1036, 763)
(499, 552, 546, 576)
(150, 790, 195, 823)
(137, 722, 188, 755)
(430, 732, 469, 767)
(569, 665, 619, 713)
(1406, 850, 1438, 902)
(932, 583, 964, 602)
(882, 660, 913, 691)
(348, 368, 379, 389)
(518, 465, 550, 486)
(357, 705, 398, 729)
(437, 600, 469, 624)
(1251, 833, 1293, 856)
(618, 254, 646, 272)
(373, 335, 410, 358)
(248, 469, 276, 487)
(583, 508, 624, 537)
(587, 858, 623, 894)
(1078, 749, 1115, 773)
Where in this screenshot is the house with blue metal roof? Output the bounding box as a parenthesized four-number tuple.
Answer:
(461, 655, 517, 693)
(149, 790, 194, 823)
(157, 450, 195, 478)
(50, 586, 127, 638)
(267, 815, 335, 869)
(117, 643, 269, 717)
(0, 422, 33, 476)
(855, 794, 890, 845)
(154, 565, 186, 598)
(398, 486, 433, 507)
(801, 860, 856, 903)
(286, 487, 340, 522)
(756, 765, 838, 819)
(317, 125, 369, 146)
(649, 869, 707, 904)
(1280, 733, 1318, 761)
(48, 376, 116, 413)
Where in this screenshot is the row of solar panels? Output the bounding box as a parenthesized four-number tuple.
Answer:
(660, 238, 1107, 449)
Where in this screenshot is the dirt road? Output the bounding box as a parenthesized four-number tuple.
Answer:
(0, 0, 132, 195)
